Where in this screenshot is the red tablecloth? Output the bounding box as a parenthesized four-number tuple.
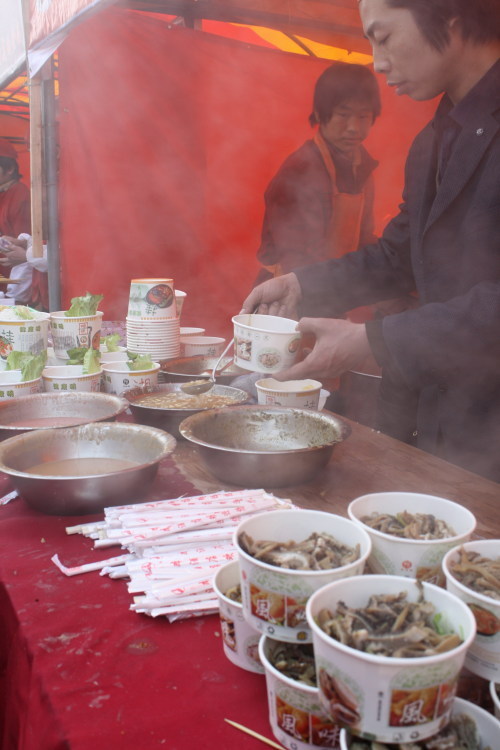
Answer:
(0, 461, 274, 750)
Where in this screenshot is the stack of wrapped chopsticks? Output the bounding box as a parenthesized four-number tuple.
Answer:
(55, 489, 295, 621)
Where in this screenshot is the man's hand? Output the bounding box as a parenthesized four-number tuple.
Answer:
(274, 317, 373, 381)
(241, 273, 302, 319)
(0, 236, 28, 267)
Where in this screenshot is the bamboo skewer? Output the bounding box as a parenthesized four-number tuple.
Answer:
(224, 719, 286, 749)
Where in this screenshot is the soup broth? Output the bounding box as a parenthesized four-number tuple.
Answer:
(26, 457, 138, 476)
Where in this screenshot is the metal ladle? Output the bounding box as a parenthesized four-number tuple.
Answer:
(180, 340, 234, 395)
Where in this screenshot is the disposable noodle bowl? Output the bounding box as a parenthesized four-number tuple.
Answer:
(442, 539, 500, 682)
(259, 636, 342, 750)
(0, 371, 42, 400)
(213, 561, 264, 674)
(232, 314, 301, 373)
(488, 680, 500, 719)
(101, 361, 160, 394)
(42, 365, 103, 393)
(306, 575, 476, 744)
(234, 509, 372, 643)
(50, 311, 103, 360)
(339, 696, 500, 749)
(347, 492, 476, 585)
(0, 312, 49, 362)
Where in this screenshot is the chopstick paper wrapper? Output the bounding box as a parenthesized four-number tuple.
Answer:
(56, 489, 295, 621)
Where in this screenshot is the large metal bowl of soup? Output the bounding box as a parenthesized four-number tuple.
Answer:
(179, 405, 350, 487)
(0, 391, 128, 440)
(125, 382, 249, 438)
(0, 421, 176, 515)
(159, 355, 246, 386)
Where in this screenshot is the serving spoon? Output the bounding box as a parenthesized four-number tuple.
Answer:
(180, 340, 234, 395)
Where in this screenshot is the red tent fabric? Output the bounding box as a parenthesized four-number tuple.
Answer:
(57, 7, 434, 335)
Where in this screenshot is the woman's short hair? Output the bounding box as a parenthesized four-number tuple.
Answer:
(309, 61, 381, 127)
(387, 0, 500, 51)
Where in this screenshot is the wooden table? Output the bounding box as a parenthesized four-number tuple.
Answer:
(172, 416, 500, 541)
(0, 416, 498, 749)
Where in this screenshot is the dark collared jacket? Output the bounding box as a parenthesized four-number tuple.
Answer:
(296, 60, 500, 481)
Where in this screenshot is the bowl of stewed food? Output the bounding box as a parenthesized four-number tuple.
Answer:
(125, 382, 250, 437)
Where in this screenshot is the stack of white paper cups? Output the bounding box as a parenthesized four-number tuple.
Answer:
(126, 278, 181, 360)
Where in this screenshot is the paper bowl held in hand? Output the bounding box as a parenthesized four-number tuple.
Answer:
(0, 421, 176, 515)
(179, 405, 350, 487)
(126, 382, 250, 438)
(0, 391, 128, 440)
(232, 314, 301, 373)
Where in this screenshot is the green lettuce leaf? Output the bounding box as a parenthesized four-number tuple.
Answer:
(6, 350, 47, 381)
(127, 354, 154, 371)
(103, 334, 121, 352)
(65, 292, 104, 317)
(82, 348, 101, 374)
(66, 347, 87, 365)
(13, 305, 36, 320)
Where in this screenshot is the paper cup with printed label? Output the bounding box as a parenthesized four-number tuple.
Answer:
(180, 336, 226, 358)
(175, 290, 187, 319)
(234, 509, 371, 643)
(127, 279, 176, 320)
(50, 311, 103, 360)
(102, 361, 160, 394)
(256, 379, 322, 410)
(306, 575, 476, 744)
(213, 561, 264, 674)
(0, 313, 49, 363)
(259, 636, 342, 750)
(232, 314, 301, 373)
(340, 696, 500, 749)
(42, 365, 103, 393)
(348, 492, 476, 586)
(443, 539, 500, 682)
(0, 371, 43, 400)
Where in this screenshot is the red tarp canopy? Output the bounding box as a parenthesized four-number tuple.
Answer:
(57, 7, 434, 333)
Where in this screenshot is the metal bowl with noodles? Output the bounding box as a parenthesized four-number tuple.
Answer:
(0, 391, 128, 440)
(0, 421, 176, 515)
(179, 405, 350, 487)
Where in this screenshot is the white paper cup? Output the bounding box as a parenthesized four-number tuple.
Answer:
(0, 371, 43, 400)
(213, 561, 264, 674)
(256, 379, 322, 410)
(179, 327, 205, 337)
(127, 279, 176, 320)
(42, 365, 103, 393)
(175, 289, 187, 318)
(232, 314, 301, 373)
(489, 680, 500, 719)
(0, 313, 49, 363)
(348, 492, 476, 586)
(99, 350, 129, 363)
(259, 636, 342, 750)
(101, 361, 160, 394)
(306, 575, 476, 744)
(180, 336, 226, 358)
(234, 509, 371, 643)
(340, 696, 500, 749)
(443, 539, 500, 682)
(50, 311, 103, 360)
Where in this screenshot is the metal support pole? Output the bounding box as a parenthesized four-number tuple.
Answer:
(41, 58, 61, 311)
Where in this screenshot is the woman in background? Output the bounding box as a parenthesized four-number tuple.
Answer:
(256, 62, 381, 291)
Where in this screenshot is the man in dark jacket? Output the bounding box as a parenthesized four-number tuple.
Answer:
(242, 0, 500, 482)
